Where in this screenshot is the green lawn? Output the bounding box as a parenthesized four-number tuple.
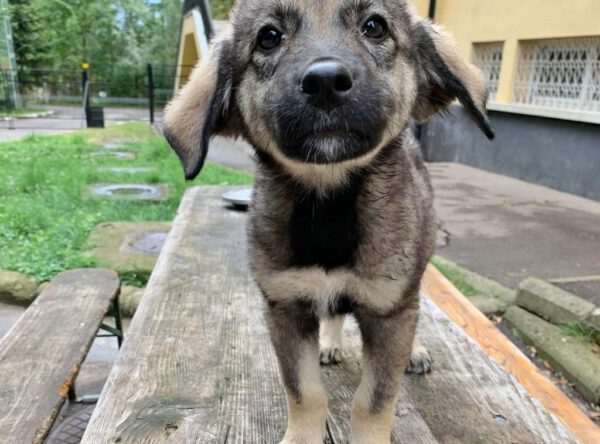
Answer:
(0, 122, 253, 283)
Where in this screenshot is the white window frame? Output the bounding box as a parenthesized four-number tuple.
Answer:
(472, 41, 504, 102)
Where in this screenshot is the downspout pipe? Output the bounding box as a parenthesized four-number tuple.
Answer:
(428, 0, 437, 20)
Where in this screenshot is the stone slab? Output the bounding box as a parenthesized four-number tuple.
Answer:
(85, 222, 171, 275)
(90, 151, 136, 160)
(469, 295, 508, 316)
(516, 277, 596, 325)
(504, 306, 600, 404)
(98, 167, 157, 174)
(119, 285, 145, 317)
(0, 269, 37, 305)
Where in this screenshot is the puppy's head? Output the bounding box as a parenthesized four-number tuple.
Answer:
(164, 0, 494, 182)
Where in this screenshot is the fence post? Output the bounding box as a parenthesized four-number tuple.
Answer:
(147, 63, 155, 125)
(81, 63, 90, 110)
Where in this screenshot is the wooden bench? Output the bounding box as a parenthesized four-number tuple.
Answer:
(83, 186, 600, 443)
(0, 268, 122, 443)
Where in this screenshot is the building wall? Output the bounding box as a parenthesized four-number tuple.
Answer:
(410, 1, 600, 201)
(422, 106, 600, 201)
(409, 0, 600, 103)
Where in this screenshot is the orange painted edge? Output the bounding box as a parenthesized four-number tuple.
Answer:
(421, 264, 600, 444)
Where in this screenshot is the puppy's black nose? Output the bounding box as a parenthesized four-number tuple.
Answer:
(301, 61, 353, 110)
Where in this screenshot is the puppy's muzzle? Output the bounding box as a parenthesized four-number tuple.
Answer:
(301, 60, 353, 111)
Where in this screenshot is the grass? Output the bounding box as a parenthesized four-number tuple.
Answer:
(430, 256, 479, 297)
(561, 322, 598, 343)
(0, 122, 253, 283)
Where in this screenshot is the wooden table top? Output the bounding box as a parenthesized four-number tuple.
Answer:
(82, 186, 585, 444)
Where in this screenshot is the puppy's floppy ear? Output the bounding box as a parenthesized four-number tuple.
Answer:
(413, 22, 495, 139)
(163, 38, 238, 180)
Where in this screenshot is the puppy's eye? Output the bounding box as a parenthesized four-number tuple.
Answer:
(361, 17, 387, 40)
(257, 26, 283, 51)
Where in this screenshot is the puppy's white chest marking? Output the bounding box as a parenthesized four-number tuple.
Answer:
(256, 266, 409, 314)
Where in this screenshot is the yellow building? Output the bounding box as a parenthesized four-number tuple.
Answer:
(411, 0, 600, 124)
(410, 0, 600, 200)
(174, 0, 213, 90)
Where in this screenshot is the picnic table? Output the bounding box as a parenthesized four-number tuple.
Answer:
(82, 186, 598, 443)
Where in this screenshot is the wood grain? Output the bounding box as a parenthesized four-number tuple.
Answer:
(83, 186, 582, 443)
(422, 264, 600, 444)
(82, 187, 288, 444)
(0, 268, 120, 444)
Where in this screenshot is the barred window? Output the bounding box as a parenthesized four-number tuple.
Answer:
(514, 37, 600, 112)
(472, 42, 503, 102)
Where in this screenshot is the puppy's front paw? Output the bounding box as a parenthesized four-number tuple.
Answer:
(319, 346, 342, 365)
(405, 344, 432, 374)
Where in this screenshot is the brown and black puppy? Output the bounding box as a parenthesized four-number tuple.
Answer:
(164, 1, 493, 442)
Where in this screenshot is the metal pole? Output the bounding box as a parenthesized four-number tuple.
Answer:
(81, 63, 90, 110)
(147, 63, 154, 124)
(428, 0, 437, 20)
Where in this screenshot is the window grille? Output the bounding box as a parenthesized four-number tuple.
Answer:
(514, 37, 600, 112)
(472, 42, 503, 102)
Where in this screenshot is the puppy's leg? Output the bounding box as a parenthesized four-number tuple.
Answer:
(265, 300, 327, 444)
(350, 303, 419, 444)
(319, 315, 344, 365)
(406, 336, 432, 374)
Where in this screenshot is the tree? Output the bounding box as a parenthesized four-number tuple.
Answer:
(7, 0, 53, 70)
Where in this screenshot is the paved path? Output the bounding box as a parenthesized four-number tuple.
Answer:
(431, 163, 600, 305)
(0, 106, 158, 142)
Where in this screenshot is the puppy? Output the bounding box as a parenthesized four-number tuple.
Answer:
(164, 1, 493, 443)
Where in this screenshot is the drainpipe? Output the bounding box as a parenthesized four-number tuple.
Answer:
(428, 0, 437, 20)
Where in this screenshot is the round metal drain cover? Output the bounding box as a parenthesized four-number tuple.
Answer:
(89, 184, 165, 200)
(130, 231, 168, 254)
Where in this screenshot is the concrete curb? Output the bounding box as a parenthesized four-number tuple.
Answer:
(504, 306, 600, 404)
(469, 295, 507, 316)
(1, 110, 54, 121)
(516, 277, 595, 325)
(120, 285, 144, 317)
(0, 269, 38, 305)
(432, 255, 516, 305)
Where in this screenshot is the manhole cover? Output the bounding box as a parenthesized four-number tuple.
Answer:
(88, 184, 168, 201)
(129, 231, 168, 254)
(99, 167, 156, 174)
(90, 151, 135, 160)
(46, 405, 95, 444)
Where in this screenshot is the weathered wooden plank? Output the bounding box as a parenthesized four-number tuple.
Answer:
(0, 268, 120, 444)
(83, 186, 581, 443)
(422, 265, 600, 444)
(323, 299, 580, 444)
(82, 187, 287, 444)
